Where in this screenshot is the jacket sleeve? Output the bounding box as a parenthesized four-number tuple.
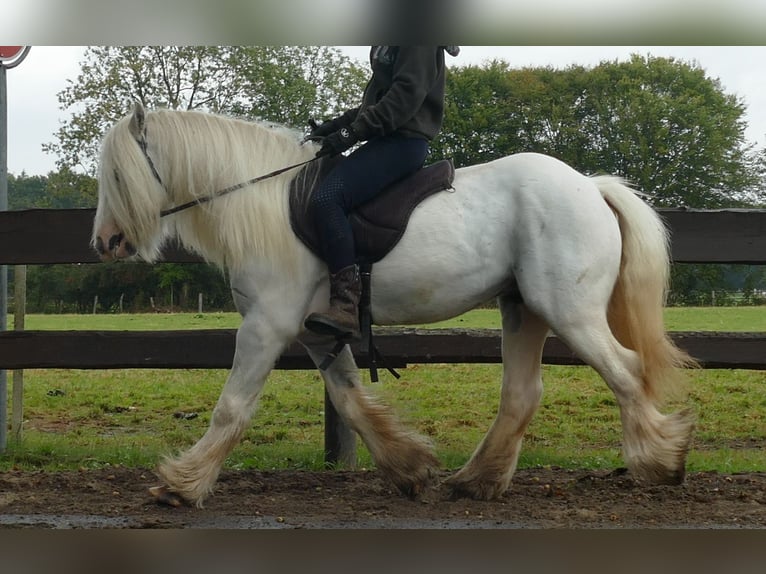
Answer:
(349, 47, 441, 140)
(337, 106, 360, 127)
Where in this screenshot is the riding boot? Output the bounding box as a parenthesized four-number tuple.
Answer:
(304, 264, 362, 341)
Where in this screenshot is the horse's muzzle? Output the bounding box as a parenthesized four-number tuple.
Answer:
(95, 232, 136, 261)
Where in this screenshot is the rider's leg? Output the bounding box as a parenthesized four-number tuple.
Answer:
(305, 135, 429, 339)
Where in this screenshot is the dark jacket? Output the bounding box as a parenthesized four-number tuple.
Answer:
(340, 46, 447, 142)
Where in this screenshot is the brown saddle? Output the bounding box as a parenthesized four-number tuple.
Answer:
(289, 157, 455, 264)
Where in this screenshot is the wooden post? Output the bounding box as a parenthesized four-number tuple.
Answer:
(0, 63, 7, 451)
(92, 295, 98, 314)
(0, 47, 30, 452)
(12, 264, 25, 442)
(324, 389, 357, 468)
(198, 292, 203, 313)
(119, 293, 124, 313)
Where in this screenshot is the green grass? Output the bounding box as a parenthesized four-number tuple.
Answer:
(423, 305, 766, 332)
(663, 305, 766, 332)
(8, 305, 765, 332)
(7, 311, 242, 331)
(2, 307, 765, 474)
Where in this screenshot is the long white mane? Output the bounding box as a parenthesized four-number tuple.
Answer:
(95, 106, 317, 270)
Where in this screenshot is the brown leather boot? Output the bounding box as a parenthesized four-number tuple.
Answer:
(304, 264, 362, 340)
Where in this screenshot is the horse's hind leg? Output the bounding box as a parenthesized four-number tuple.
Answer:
(554, 316, 693, 484)
(303, 339, 440, 497)
(446, 297, 549, 500)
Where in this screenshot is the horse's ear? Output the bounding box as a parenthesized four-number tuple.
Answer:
(128, 101, 146, 139)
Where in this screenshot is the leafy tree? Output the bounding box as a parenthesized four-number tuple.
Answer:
(230, 46, 366, 127)
(7, 173, 48, 209)
(435, 60, 519, 167)
(9, 170, 97, 209)
(577, 55, 759, 207)
(434, 55, 764, 208)
(42, 169, 98, 208)
(44, 46, 367, 176)
(745, 146, 766, 207)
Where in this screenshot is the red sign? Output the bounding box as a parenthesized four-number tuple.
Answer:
(0, 46, 24, 60)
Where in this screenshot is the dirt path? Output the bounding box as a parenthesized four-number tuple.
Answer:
(1, 466, 764, 529)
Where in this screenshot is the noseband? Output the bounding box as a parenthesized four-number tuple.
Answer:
(134, 131, 318, 219)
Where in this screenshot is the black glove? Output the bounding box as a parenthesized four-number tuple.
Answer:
(316, 126, 359, 157)
(306, 117, 344, 142)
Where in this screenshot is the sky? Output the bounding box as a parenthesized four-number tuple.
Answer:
(5, 45, 766, 177)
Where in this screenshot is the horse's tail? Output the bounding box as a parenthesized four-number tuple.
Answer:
(593, 176, 697, 402)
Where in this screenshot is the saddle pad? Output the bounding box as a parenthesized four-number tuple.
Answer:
(289, 158, 455, 264)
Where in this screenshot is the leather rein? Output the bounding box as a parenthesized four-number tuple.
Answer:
(134, 133, 317, 218)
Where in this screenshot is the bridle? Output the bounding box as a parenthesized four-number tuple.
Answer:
(134, 131, 318, 219)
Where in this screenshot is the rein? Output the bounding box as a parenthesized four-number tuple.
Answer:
(159, 157, 318, 218)
(134, 132, 318, 218)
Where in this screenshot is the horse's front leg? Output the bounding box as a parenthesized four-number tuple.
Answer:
(302, 337, 441, 497)
(151, 309, 293, 508)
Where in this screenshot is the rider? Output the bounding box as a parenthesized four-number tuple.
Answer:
(304, 45, 459, 341)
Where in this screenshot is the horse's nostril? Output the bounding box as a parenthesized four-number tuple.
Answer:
(108, 233, 124, 252)
(124, 241, 137, 255)
(95, 236, 105, 254)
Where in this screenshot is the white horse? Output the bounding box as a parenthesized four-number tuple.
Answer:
(93, 102, 695, 507)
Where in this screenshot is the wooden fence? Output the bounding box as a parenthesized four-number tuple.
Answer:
(1, 208, 765, 460)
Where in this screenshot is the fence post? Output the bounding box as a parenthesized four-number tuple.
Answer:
(0, 62, 8, 451)
(324, 390, 357, 468)
(12, 264, 25, 442)
(198, 292, 203, 313)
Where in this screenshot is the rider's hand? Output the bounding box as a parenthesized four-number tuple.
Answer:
(315, 126, 359, 157)
(306, 117, 341, 142)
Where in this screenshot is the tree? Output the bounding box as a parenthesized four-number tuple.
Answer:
(434, 55, 764, 207)
(230, 46, 366, 127)
(435, 60, 519, 167)
(44, 46, 367, 176)
(577, 55, 759, 207)
(745, 146, 766, 207)
(7, 173, 47, 209)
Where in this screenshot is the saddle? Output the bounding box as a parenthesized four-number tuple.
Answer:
(289, 156, 455, 381)
(289, 157, 455, 264)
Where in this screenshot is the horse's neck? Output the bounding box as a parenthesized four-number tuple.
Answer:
(159, 119, 296, 201)
(156, 116, 309, 271)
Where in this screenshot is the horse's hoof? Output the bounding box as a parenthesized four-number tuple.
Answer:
(397, 478, 429, 499)
(149, 485, 188, 507)
(445, 475, 507, 501)
(445, 479, 479, 501)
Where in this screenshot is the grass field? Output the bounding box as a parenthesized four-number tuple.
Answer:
(8, 305, 766, 331)
(2, 307, 765, 473)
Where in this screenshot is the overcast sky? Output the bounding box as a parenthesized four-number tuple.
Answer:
(5, 45, 766, 176)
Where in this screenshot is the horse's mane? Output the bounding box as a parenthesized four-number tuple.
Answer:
(96, 108, 317, 271)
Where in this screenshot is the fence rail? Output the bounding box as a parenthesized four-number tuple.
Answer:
(0, 328, 764, 371)
(1, 208, 766, 264)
